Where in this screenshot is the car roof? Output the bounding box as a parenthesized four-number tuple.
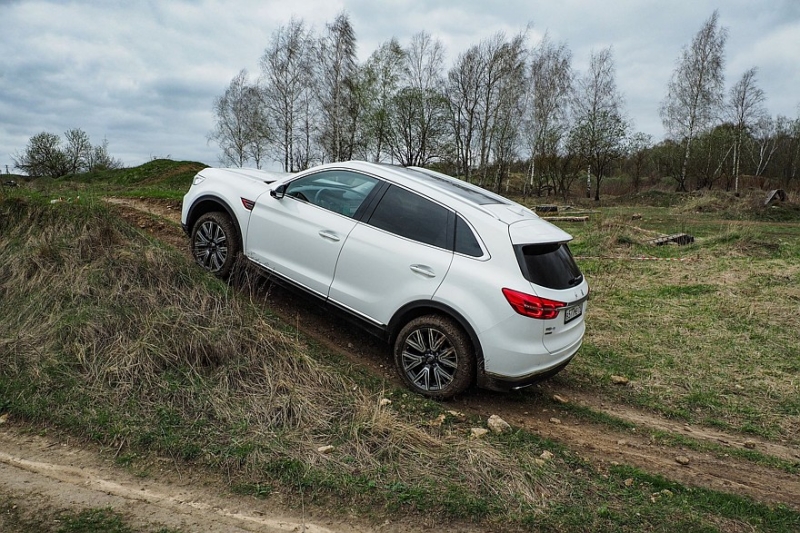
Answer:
(302, 160, 529, 220)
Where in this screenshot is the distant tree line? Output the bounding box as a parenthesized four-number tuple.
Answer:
(13, 129, 123, 179)
(209, 10, 800, 198)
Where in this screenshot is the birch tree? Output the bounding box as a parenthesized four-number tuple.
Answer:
(523, 35, 573, 196)
(660, 10, 727, 191)
(317, 11, 358, 163)
(750, 115, 780, 177)
(488, 34, 527, 192)
(570, 47, 628, 201)
(209, 69, 257, 168)
(447, 44, 485, 180)
(260, 19, 316, 171)
(356, 38, 405, 162)
(387, 32, 449, 166)
(728, 67, 766, 192)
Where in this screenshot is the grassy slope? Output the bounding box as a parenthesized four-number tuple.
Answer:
(1, 162, 799, 532)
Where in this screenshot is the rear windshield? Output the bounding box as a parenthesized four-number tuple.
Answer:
(515, 243, 583, 290)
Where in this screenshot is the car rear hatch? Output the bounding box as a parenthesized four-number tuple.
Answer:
(508, 218, 588, 355)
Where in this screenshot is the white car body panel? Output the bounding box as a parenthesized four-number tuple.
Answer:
(329, 222, 454, 326)
(181, 161, 589, 393)
(246, 192, 357, 297)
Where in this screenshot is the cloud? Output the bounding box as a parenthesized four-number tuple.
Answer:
(1, 0, 798, 171)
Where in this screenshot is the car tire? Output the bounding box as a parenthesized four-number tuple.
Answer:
(394, 314, 475, 400)
(191, 212, 240, 279)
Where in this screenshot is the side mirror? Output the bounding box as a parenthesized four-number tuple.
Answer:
(270, 184, 286, 199)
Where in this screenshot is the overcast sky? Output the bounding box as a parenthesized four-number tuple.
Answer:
(1, 0, 799, 172)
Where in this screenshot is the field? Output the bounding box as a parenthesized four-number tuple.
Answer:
(0, 161, 798, 532)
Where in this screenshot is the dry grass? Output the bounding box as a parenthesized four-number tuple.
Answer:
(0, 197, 561, 522)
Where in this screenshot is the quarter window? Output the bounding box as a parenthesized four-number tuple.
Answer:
(454, 215, 482, 257)
(367, 185, 450, 248)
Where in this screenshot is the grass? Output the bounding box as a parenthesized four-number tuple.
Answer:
(1, 168, 800, 531)
(547, 192, 800, 443)
(14, 159, 203, 202)
(0, 497, 180, 533)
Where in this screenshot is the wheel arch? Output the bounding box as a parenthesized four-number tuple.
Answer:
(387, 301, 486, 383)
(186, 195, 242, 245)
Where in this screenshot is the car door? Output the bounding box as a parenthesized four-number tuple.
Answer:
(246, 171, 379, 298)
(329, 184, 455, 326)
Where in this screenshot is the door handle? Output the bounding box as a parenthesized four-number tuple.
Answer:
(318, 230, 340, 242)
(410, 264, 436, 278)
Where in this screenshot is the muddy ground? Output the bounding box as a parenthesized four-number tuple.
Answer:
(1, 197, 797, 532)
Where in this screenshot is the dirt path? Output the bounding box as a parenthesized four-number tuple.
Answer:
(7, 197, 791, 522)
(0, 427, 382, 533)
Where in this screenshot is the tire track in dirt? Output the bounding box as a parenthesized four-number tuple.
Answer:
(0, 430, 362, 533)
(109, 197, 800, 510)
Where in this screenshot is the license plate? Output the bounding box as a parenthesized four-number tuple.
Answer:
(564, 304, 583, 324)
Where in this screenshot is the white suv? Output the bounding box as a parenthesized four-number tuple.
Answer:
(182, 161, 588, 399)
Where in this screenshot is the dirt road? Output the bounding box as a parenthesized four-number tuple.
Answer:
(0, 428, 375, 532)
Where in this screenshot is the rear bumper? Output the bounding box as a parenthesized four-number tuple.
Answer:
(478, 350, 577, 391)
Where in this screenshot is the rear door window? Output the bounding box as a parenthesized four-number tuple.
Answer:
(515, 243, 583, 289)
(367, 185, 451, 249)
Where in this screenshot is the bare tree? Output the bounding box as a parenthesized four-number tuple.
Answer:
(475, 32, 522, 185)
(488, 34, 527, 192)
(660, 10, 727, 191)
(208, 69, 257, 168)
(750, 115, 780, 177)
(386, 32, 449, 166)
(13, 129, 119, 177)
(625, 132, 653, 192)
(689, 124, 733, 190)
(445, 31, 527, 187)
(63, 128, 92, 175)
(354, 38, 405, 162)
(88, 137, 123, 171)
(316, 11, 358, 163)
(570, 47, 628, 201)
(260, 19, 316, 171)
(728, 67, 766, 192)
(773, 113, 800, 187)
(13, 132, 68, 178)
(523, 35, 573, 196)
(447, 44, 486, 180)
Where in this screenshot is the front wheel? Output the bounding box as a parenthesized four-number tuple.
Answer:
(393, 315, 475, 400)
(191, 212, 240, 279)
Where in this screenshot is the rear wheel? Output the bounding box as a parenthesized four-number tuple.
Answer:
(394, 315, 475, 399)
(191, 212, 240, 279)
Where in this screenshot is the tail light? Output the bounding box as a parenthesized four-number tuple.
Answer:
(502, 288, 564, 320)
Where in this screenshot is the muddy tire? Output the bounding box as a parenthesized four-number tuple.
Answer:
(190, 212, 240, 279)
(393, 314, 475, 400)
